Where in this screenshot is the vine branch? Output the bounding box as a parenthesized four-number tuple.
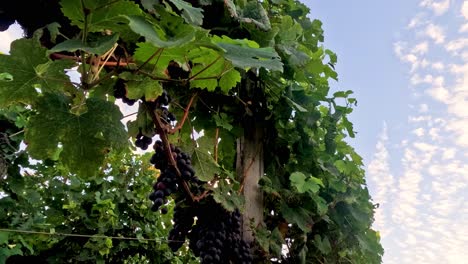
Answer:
(168, 93, 197, 134)
(144, 102, 195, 202)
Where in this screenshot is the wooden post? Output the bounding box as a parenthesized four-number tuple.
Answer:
(237, 120, 264, 243)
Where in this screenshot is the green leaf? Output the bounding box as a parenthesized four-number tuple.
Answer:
(45, 22, 61, 43)
(134, 43, 187, 71)
(334, 160, 358, 176)
(0, 73, 13, 81)
(49, 34, 119, 55)
(213, 36, 283, 72)
(333, 90, 353, 98)
(236, 1, 271, 31)
(254, 226, 270, 253)
(25, 93, 128, 177)
(270, 228, 285, 256)
(341, 116, 356, 138)
(280, 202, 313, 232)
(218, 68, 241, 93)
(314, 235, 331, 254)
(127, 102, 155, 138)
(188, 47, 225, 91)
(166, 0, 204, 26)
(213, 113, 233, 131)
(60, 0, 141, 32)
(0, 232, 9, 245)
(190, 136, 221, 181)
(124, 77, 163, 100)
(211, 179, 244, 212)
(0, 39, 75, 107)
(290, 172, 322, 194)
(283, 96, 307, 112)
(140, 0, 158, 12)
(125, 15, 195, 48)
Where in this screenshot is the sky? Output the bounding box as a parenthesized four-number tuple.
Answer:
(306, 0, 468, 263)
(1, 1, 468, 263)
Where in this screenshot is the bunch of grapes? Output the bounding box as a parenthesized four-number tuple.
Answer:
(148, 140, 204, 212)
(113, 78, 136, 106)
(148, 141, 178, 213)
(185, 200, 252, 264)
(134, 131, 152, 150)
(145, 84, 252, 263)
(168, 201, 195, 252)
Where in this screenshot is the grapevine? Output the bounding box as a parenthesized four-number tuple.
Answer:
(0, 0, 383, 263)
(128, 79, 254, 263)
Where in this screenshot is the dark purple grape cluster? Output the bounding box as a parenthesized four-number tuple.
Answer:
(135, 131, 152, 150)
(160, 106, 177, 124)
(148, 141, 179, 213)
(149, 174, 178, 213)
(113, 78, 136, 106)
(146, 90, 251, 263)
(146, 90, 176, 124)
(168, 202, 195, 252)
(156, 90, 171, 106)
(185, 201, 252, 264)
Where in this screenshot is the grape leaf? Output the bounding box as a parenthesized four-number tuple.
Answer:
(188, 47, 240, 92)
(190, 136, 220, 181)
(219, 68, 241, 93)
(60, 0, 141, 33)
(290, 172, 323, 194)
(140, 0, 158, 12)
(213, 113, 233, 131)
(125, 15, 195, 48)
(166, 0, 204, 26)
(0, 232, 8, 245)
(49, 34, 119, 55)
(135, 43, 183, 65)
(127, 102, 155, 138)
(280, 202, 313, 232)
(0, 39, 74, 107)
(211, 179, 244, 212)
(125, 77, 163, 100)
(25, 93, 127, 177)
(314, 235, 331, 254)
(213, 36, 283, 71)
(226, 0, 271, 31)
(283, 96, 307, 112)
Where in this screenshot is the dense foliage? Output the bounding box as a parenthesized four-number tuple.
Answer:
(0, 0, 383, 263)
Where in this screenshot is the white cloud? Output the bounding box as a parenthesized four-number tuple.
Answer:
(428, 127, 440, 141)
(426, 86, 450, 103)
(412, 127, 425, 136)
(431, 62, 444, 71)
(420, 0, 450, 15)
(445, 38, 468, 54)
(411, 74, 445, 87)
(442, 118, 468, 147)
(393, 41, 406, 57)
(462, 0, 468, 19)
(367, 123, 395, 238)
(419, 103, 429, 112)
(408, 13, 426, 28)
(441, 148, 456, 160)
(412, 41, 429, 54)
(459, 22, 468, 32)
(425, 24, 445, 44)
(394, 42, 428, 72)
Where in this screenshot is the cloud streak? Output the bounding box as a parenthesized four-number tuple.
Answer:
(367, 0, 468, 263)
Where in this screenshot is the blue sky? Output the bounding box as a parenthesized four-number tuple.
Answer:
(306, 0, 468, 263)
(1, 1, 467, 263)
